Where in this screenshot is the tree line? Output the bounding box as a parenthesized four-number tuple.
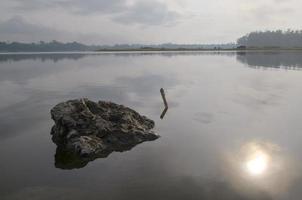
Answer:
(237, 30, 302, 48)
(0, 41, 235, 52)
(2, 30, 302, 52)
(0, 41, 96, 52)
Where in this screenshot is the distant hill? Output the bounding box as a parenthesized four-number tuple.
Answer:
(237, 30, 302, 48)
(99, 43, 236, 51)
(0, 41, 96, 52)
(0, 41, 236, 52)
(3, 30, 302, 52)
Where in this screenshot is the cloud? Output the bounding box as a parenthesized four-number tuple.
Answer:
(1, 0, 302, 43)
(246, 4, 294, 23)
(13, 0, 124, 13)
(0, 16, 132, 44)
(55, 0, 126, 15)
(115, 73, 178, 98)
(113, 1, 180, 26)
(0, 16, 65, 42)
(12, 0, 181, 26)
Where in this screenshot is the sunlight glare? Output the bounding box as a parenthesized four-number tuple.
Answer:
(246, 152, 268, 176)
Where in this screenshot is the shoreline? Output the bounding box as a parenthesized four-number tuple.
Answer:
(96, 48, 302, 52)
(1, 48, 302, 54)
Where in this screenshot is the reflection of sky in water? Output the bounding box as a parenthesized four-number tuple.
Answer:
(1, 52, 302, 200)
(222, 141, 300, 199)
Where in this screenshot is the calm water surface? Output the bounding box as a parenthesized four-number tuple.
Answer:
(1, 51, 302, 200)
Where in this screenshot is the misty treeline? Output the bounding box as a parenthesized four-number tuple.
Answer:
(237, 30, 302, 47)
(0, 41, 98, 52)
(2, 30, 302, 52)
(0, 41, 235, 52)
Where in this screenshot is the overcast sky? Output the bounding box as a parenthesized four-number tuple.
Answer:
(0, 0, 301, 44)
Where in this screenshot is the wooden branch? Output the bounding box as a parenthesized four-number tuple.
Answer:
(160, 88, 169, 119)
(160, 107, 168, 119)
(160, 88, 168, 108)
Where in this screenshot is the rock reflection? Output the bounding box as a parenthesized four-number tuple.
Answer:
(54, 143, 140, 170)
(55, 147, 91, 169)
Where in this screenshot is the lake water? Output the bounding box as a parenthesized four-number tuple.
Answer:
(1, 51, 302, 200)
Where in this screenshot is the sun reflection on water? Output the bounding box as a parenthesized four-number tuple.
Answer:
(222, 140, 299, 199)
(245, 150, 269, 176)
(240, 142, 273, 178)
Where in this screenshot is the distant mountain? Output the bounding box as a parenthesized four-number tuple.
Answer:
(0, 41, 236, 52)
(0, 41, 96, 52)
(99, 43, 236, 50)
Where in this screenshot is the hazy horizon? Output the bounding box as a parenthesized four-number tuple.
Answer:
(1, 0, 302, 45)
(3, 1, 302, 200)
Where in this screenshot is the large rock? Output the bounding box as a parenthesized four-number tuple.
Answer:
(51, 99, 159, 169)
